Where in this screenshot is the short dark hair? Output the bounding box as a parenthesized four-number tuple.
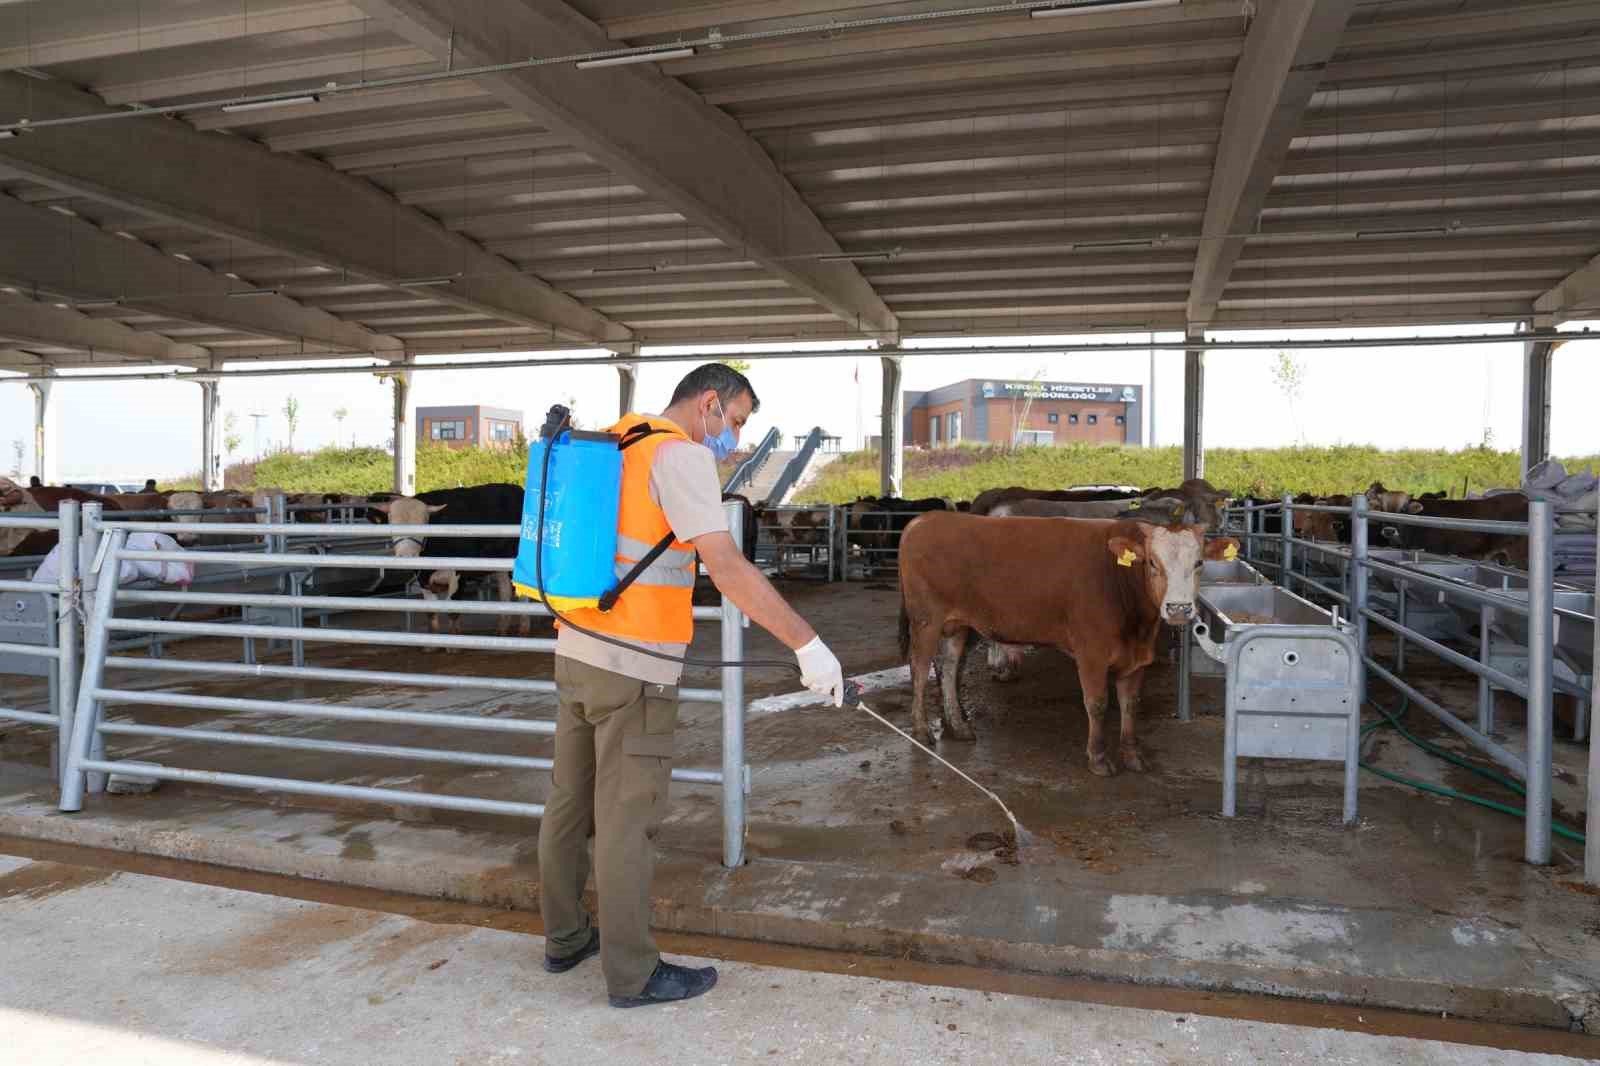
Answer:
(669, 362, 760, 414)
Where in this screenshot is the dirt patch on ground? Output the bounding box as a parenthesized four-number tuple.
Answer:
(0, 861, 118, 903)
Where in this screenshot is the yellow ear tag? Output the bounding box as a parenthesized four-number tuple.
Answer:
(1117, 549, 1138, 567)
(1223, 543, 1238, 561)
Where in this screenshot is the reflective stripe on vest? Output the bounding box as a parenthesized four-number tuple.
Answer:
(556, 413, 699, 644)
(615, 533, 696, 589)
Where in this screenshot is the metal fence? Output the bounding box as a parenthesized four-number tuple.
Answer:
(1221, 494, 1595, 866)
(0, 501, 79, 778)
(753, 505, 838, 581)
(722, 426, 782, 497)
(56, 499, 753, 868)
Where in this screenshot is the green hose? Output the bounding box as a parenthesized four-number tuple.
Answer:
(1360, 688, 1586, 845)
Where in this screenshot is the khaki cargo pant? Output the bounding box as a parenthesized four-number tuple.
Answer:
(538, 656, 677, 997)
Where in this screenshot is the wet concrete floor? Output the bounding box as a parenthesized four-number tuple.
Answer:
(1, 579, 1597, 1030)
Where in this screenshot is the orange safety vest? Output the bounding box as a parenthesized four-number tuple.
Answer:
(559, 414, 699, 644)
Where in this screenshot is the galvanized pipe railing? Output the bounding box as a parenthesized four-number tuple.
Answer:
(59, 499, 754, 867)
(0, 502, 79, 781)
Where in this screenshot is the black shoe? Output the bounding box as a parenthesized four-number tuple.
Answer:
(543, 926, 600, 974)
(608, 960, 719, 1008)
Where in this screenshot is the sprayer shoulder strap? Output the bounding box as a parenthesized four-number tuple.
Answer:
(599, 420, 693, 613)
(616, 422, 671, 451)
(599, 531, 686, 612)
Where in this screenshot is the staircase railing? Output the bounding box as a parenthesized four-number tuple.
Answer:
(763, 426, 825, 505)
(722, 426, 782, 496)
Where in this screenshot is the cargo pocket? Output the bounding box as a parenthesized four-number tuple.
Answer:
(622, 685, 679, 759)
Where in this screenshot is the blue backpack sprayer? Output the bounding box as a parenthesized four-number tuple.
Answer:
(513, 404, 1031, 847)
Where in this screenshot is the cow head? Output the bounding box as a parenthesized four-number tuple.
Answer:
(0, 476, 25, 509)
(1108, 525, 1239, 626)
(368, 496, 446, 557)
(164, 491, 206, 545)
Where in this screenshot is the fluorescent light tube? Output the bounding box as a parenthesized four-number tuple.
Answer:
(1032, 0, 1180, 18)
(1356, 227, 1447, 239)
(226, 287, 279, 298)
(589, 265, 660, 275)
(576, 48, 696, 69)
(817, 249, 899, 262)
(396, 276, 458, 287)
(1075, 238, 1154, 250)
(47, 204, 78, 216)
(220, 94, 320, 113)
(73, 299, 122, 309)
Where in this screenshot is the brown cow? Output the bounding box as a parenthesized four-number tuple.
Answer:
(1385, 493, 1530, 567)
(970, 486, 1134, 516)
(898, 511, 1237, 774)
(0, 481, 123, 556)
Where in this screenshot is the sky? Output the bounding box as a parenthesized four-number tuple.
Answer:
(2, 322, 1597, 483)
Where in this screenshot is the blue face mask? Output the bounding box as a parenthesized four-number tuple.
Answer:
(703, 395, 738, 462)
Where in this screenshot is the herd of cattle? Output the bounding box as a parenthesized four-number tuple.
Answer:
(0, 473, 1542, 774)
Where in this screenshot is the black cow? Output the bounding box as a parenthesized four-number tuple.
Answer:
(369, 483, 533, 642)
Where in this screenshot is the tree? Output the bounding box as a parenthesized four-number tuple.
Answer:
(718, 358, 752, 374)
(1271, 351, 1307, 443)
(8, 438, 21, 477)
(333, 406, 350, 447)
(282, 395, 301, 452)
(222, 412, 242, 462)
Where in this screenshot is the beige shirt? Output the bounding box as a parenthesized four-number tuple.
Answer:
(555, 431, 731, 685)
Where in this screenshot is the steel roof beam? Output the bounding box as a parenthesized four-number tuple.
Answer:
(0, 73, 629, 345)
(0, 300, 209, 366)
(355, 0, 897, 339)
(0, 195, 402, 357)
(0, 0, 367, 71)
(699, 39, 1243, 108)
(1535, 252, 1600, 326)
(736, 75, 1232, 133)
(1187, 0, 1358, 330)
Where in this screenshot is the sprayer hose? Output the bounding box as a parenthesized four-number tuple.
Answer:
(1360, 688, 1585, 845)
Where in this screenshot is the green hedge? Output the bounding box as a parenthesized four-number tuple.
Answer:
(794, 443, 1600, 504)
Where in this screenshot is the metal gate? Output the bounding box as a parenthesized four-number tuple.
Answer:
(0, 501, 79, 779)
(57, 500, 752, 867)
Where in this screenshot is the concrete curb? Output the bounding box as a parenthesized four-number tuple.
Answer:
(1, 789, 1592, 1033)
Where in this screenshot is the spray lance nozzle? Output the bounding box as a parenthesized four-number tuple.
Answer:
(842, 680, 864, 709)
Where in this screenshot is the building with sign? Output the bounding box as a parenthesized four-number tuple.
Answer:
(903, 379, 1143, 448)
(416, 405, 525, 451)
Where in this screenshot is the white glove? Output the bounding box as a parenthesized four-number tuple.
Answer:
(795, 635, 844, 708)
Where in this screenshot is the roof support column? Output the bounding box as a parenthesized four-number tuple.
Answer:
(27, 368, 58, 486)
(1183, 333, 1205, 482)
(1521, 327, 1555, 480)
(1589, 515, 1600, 884)
(879, 352, 904, 498)
(390, 357, 417, 496)
(617, 362, 638, 418)
(197, 379, 223, 493)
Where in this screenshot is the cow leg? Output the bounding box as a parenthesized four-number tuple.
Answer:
(1076, 660, 1114, 776)
(1114, 668, 1149, 773)
(937, 630, 976, 742)
(493, 571, 513, 636)
(907, 621, 943, 746)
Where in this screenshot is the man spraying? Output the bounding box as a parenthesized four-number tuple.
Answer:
(538, 363, 844, 1008)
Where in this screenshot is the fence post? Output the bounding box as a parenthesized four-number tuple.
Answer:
(1347, 495, 1369, 826)
(1524, 498, 1554, 866)
(1478, 603, 1495, 736)
(1279, 493, 1293, 588)
(55, 500, 80, 787)
(721, 499, 747, 867)
(60, 520, 124, 812)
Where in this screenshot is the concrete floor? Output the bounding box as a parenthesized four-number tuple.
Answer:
(0, 851, 1591, 1066)
(1, 580, 1597, 1031)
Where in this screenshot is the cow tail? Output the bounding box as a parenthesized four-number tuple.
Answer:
(897, 593, 911, 661)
